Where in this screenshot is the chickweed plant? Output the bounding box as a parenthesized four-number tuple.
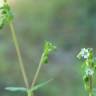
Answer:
(0, 0, 56, 96)
(77, 48, 96, 96)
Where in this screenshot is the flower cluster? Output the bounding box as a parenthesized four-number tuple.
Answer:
(77, 48, 96, 91)
(77, 48, 93, 60)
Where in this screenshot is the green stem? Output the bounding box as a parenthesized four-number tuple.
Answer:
(9, 22, 29, 88)
(89, 75, 93, 96)
(27, 90, 33, 96)
(31, 53, 44, 88)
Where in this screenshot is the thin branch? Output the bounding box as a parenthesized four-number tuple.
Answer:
(9, 22, 29, 89)
(31, 53, 44, 88)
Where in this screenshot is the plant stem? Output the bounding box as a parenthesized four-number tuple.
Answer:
(31, 53, 44, 88)
(9, 21, 29, 88)
(89, 75, 93, 96)
(27, 90, 33, 96)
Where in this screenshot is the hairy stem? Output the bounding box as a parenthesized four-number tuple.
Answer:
(31, 53, 44, 88)
(9, 22, 29, 88)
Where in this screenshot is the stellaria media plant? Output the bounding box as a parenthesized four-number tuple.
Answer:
(0, 0, 56, 96)
(77, 48, 96, 96)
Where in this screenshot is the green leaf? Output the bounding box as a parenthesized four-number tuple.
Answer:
(31, 79, 53, 92)
(5, 87, 27, 92)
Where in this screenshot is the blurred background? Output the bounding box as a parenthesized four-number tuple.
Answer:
(0, 0, 96, 96)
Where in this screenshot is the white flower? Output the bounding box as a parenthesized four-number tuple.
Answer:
(85, 68, 94, 76)
(80, 48, 89, 59)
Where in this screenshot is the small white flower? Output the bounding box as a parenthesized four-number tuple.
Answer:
(85, 68, 94, 76)
(80, 48, 89, 59)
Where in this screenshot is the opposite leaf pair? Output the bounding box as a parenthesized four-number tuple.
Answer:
(5, 79, 53, 93)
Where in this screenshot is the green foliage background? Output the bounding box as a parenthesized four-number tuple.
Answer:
(0, 0, 96, 96)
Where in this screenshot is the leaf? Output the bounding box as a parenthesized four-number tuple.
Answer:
(31, 79, 53, 92)
(5, 87, 27, 92)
